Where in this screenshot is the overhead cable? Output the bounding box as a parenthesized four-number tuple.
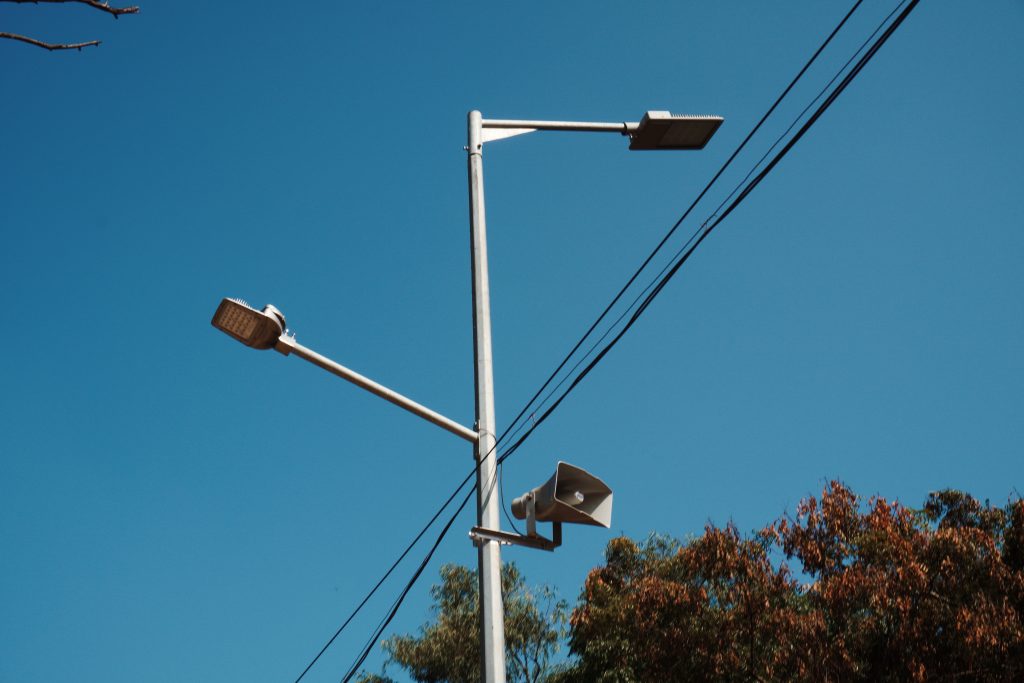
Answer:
(498, 0, 921, 469)
(294, 1, 922, 679)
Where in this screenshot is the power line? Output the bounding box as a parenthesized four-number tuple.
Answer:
(295, 1, 921, 679)
(706, 0, 909, 227)
(503, 0, 911, 448)
(291, 468, 477, 683)
(293, 442, 510, 683)
(309, 0, 889, 675)
(493, 0, 867, 459)
(340, 484, 477, 683)
(498, 0, 921, 471)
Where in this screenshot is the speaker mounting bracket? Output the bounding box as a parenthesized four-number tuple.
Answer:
(469, 523, 562, 552)
(470, 493, 562, 551)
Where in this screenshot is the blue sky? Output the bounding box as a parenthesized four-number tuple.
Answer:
(2, 2, 1022, 681)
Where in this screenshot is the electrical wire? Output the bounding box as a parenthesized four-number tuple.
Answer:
(340, 484, 478, 683)
(294, 438, 511, 683)
(497, 0, 921, 470)
(501, 0, 911, 446)
(341, 451, 516, 682)
(291, 467, 477, 683)
(706, 0, 909, 226)
(469, 0, 897, 559)
(490, 0, 875, 515)
(294, 1, 922, 679)
(492, 0, 867, 463)
(301, 0, 885, 674)
(499, 462, 523, 535)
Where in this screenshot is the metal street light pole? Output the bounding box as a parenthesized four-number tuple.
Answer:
(466, 110, 506, 683)
(212, 109, 721, 683)
(465, 109, 722, 683)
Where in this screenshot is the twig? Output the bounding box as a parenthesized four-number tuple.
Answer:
(0, 0, 137, 51)
(0, 0, 138, 18)
(0, 31, 99, 49)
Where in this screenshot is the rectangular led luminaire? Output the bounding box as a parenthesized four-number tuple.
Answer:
(630, 112, 724, 151)
(211, 298, 281, 349)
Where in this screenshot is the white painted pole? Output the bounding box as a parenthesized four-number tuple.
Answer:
(467, 109, 507, 683)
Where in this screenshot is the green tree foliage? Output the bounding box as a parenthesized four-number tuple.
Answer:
(356, 563, 567, 683)
(558, 482, 1024, 682)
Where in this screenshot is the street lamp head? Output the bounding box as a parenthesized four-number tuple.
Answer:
(211, 298, 286, 349)
(629, 111, 724, 150)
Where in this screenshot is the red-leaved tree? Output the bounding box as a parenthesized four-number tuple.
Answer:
(557, 483, 1024, 682)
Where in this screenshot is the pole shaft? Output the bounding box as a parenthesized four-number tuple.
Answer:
(467, 110, 507, 683)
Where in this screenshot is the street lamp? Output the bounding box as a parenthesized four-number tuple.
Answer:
(211, 298, 286, 349)
(475, 110, 723, 148)
(211, 298, 479, 444)
(211, 108, 721, 683)
(629, 111, 723, 150)
(469, 109, 721, 683)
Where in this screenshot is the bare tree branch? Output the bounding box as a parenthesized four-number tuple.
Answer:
(0, 0, 137, 50)
(0, 0, 138, 18)
(0, 30, 99, 49)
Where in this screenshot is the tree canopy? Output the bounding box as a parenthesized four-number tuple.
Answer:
(559, 483, 1024, 682)
(360, 483, 1023, 682)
